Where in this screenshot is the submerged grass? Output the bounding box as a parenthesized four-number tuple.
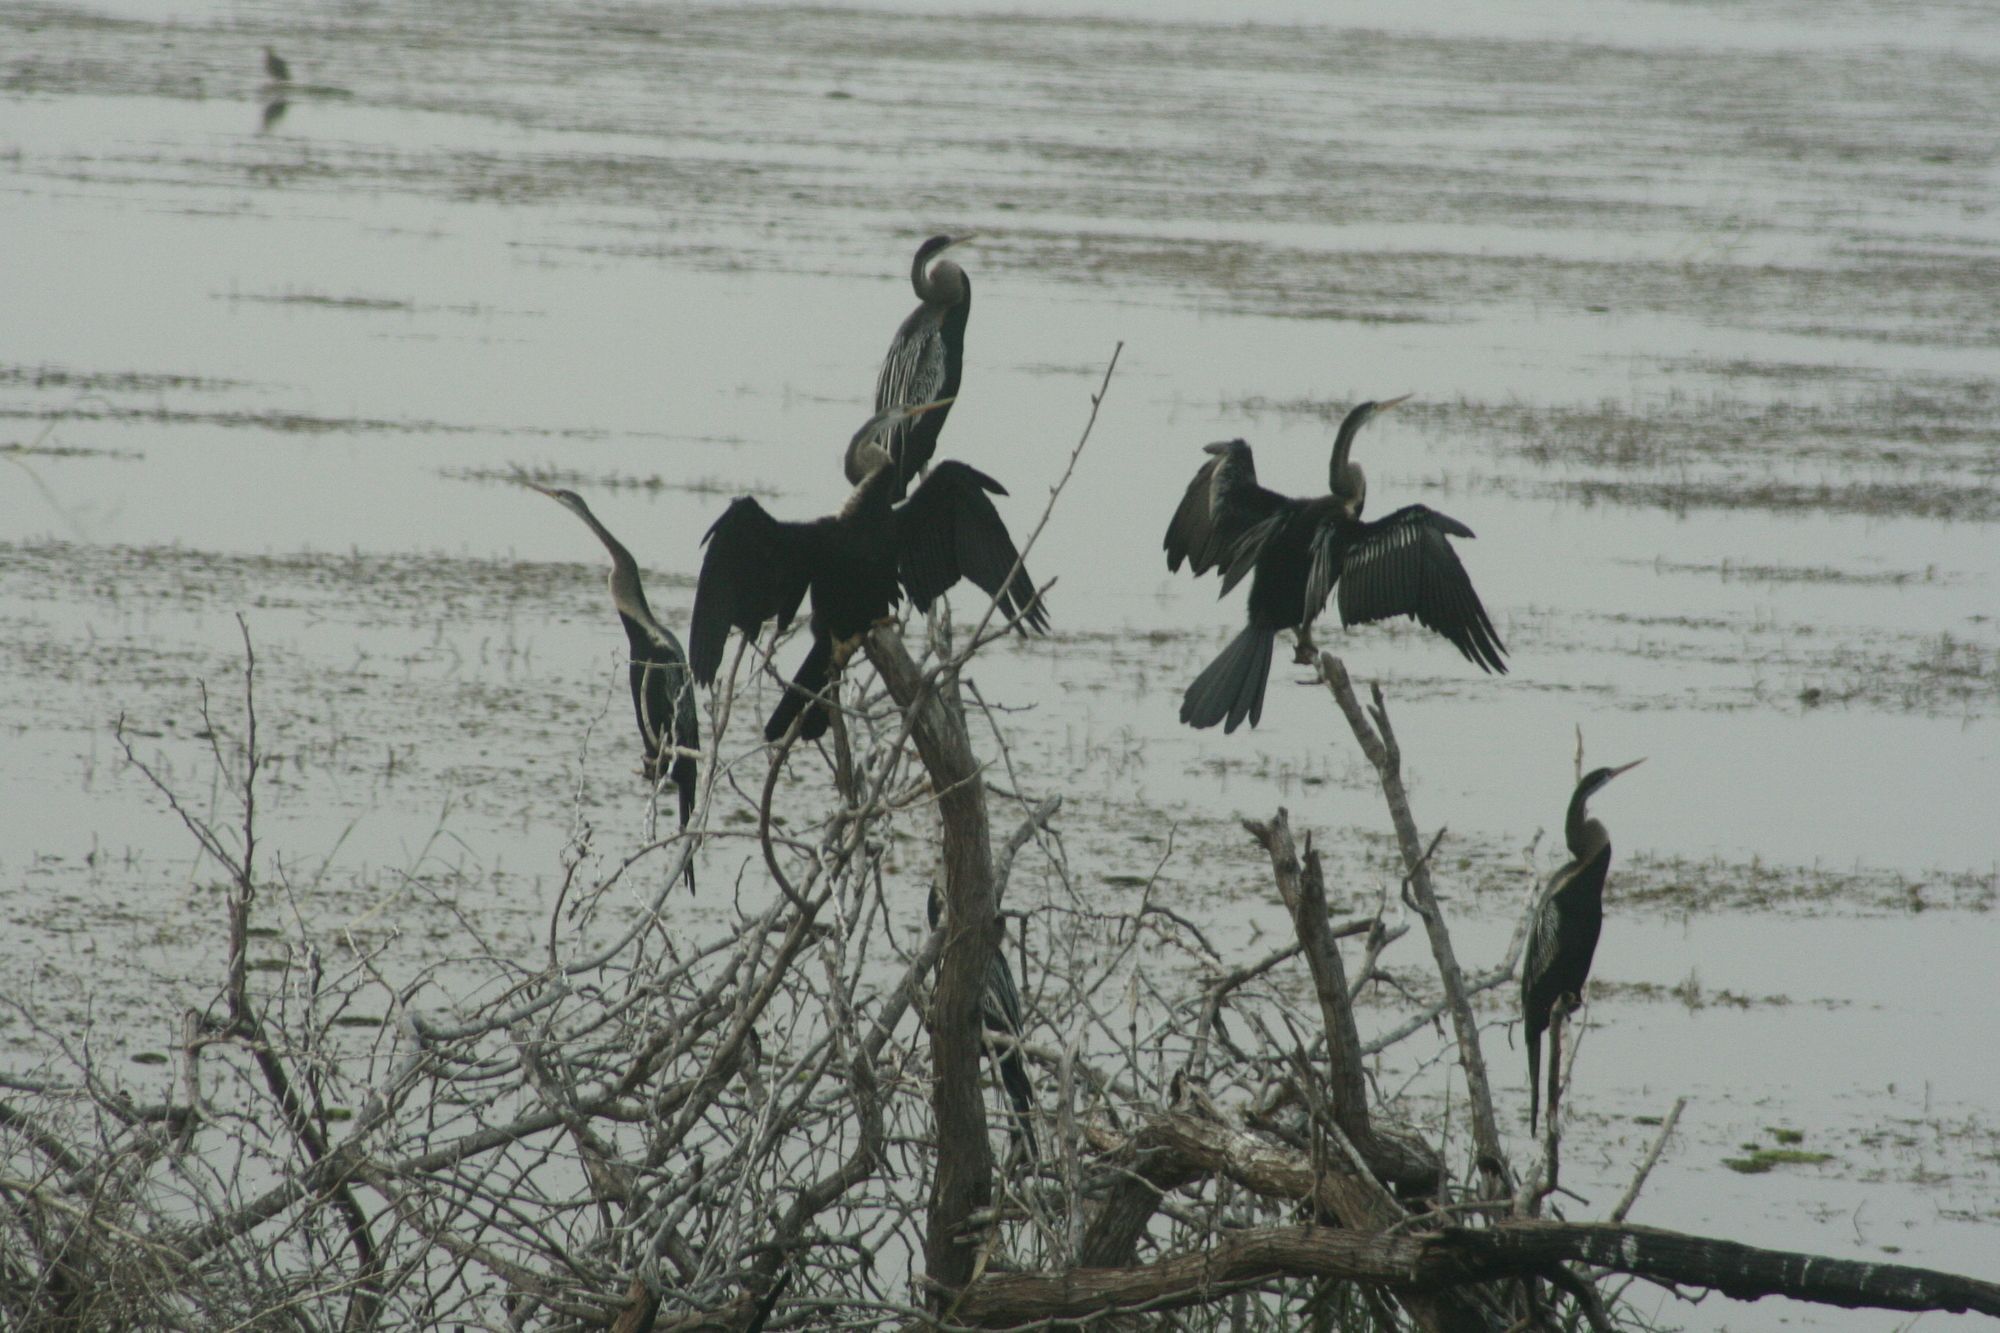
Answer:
(1724, 1147, 1837, 1174)
(1240, 379, 2000, 520)
(444, 464, 774, 497)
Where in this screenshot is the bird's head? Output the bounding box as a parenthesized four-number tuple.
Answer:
(524, 480, 590, 521)
(1347, 393, 1411, 430)
(1330, 393, 1412, 505)
(846, 397, 955, 478)
(1577, 757, 1645, 804)
(913, 233, 975, 300)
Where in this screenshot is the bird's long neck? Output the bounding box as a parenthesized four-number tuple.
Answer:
(1566, 796, 1610, 863)
(1330, 460, 1365, 519)
(840, 449, 898, 520)
(1329, 406, 1372, 514)
(917, 257, 966, 309)
(575, 509, 652, 623)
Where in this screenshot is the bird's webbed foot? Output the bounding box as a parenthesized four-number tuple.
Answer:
(831, 635, 865, 671)
(1291, 625, 1320, 666)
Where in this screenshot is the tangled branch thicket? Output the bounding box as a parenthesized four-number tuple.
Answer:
(6, 379, 1999, 1333)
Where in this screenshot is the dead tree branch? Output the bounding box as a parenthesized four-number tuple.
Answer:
(1318, 653, 1510, 1197)
(953, 1218, 2000, 1327)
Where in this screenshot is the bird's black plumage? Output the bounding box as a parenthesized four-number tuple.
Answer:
(531, 484, 701, 888)
(928, 887, 1037, 1158)
(1166, 398, 1506, 732)
(857, 234, 973, 501)
(692, 402, 1045, 745)
(1522, 758, 1643, 1133)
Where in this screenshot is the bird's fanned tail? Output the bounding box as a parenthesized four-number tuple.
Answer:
(1180, 624, 1274, 732)
(764, 637, 835, 743)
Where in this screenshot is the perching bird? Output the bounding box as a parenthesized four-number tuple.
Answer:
(691, 400, 1046, 745)
(1522, 758, 1644, 1133)
(264, 47, 291, 83)
(855, 234, 974, 501)
(928, 886, 1036, 1157)
(529, 484, 701, 887)
(1165, 396, 1506, 732)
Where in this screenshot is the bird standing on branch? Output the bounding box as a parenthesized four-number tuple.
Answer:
(929, 886, 1037, 1158)
(691, 400, 1046, 746)
(528, 484, 702, 888)
(861, 234, 974, 501)
(1522, 758, 1644, 1133)
(1166, 396, 1506, 732)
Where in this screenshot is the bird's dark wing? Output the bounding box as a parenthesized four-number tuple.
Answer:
(876, 310, 948, 420)
(621, 612, 701, 885)
(1165, 440, 1283, 577)
(1217, 503, 1296, 598)
(873, 309, 950, 492)
(928, 887, 1037, 1156)
(987, 947, 1038, 1157)
(1328, 505, 1508, 673)
(689, 498, 814, 684)
(621, 613, 697, 761)
(895, 461, 1048, 633)
(1523, 844, 1611, 1031)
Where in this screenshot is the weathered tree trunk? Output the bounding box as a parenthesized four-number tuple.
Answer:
(1318, 655, 1511, 1197)
(1245, 811, 1439, 1197)
(864, 629, 996, 1296)
(952, 1219, 2000, 1327)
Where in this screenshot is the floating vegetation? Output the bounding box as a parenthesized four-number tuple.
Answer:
(0, 364, 242, 393)
(443, 464, 774, 497)
(220, 291, 416, 313)
(2, 441, 141, 460)
(1623, 557, 1952, 588)
(1620, 852, 1997, 916)
(1724, 1148, 1836, 1174)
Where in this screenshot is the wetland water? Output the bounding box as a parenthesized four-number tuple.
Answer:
(3, 0, 1997, 1326)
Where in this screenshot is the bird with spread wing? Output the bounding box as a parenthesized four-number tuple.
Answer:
(691, 400, 1047, 745)
(1165, 396, 1506, 732)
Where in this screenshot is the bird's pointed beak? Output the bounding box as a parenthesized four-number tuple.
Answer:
(1374, 393, 1413, 414)
(906, 396, 955, 418)
(1605, 758, 1646, 782)
(519, 478, 558, 499)
(944, 232, 978, 250)
(1202, 440, 1235, 456)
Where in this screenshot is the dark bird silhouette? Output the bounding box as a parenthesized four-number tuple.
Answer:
(264, 47, 291, 83)
(692, 400, 1046, 745)
(529, 484, 701, 887)
(854, 234, 974, 501)
(1522, 758, 1644, 1133)
(929, 887, 1037, 1157)
(1165, 396, 1507, 732)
